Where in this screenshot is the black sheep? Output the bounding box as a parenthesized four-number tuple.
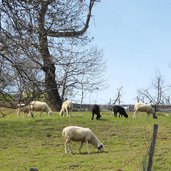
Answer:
(92, 104, 101, 120)
(113, 105, 128, 118)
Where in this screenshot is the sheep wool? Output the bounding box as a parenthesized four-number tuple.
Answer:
(62, 126, 103, 154)
(133, 102, 157, 119)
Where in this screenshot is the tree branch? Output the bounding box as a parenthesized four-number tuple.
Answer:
(47, 0, 95, 37)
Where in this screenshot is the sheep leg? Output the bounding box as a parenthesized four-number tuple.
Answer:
(62, 110, 65, 116)
(63, 109, 66, 116)
(65, 139, 74, 154)
(79, 142, 83, 153)
(61, 109, 65, 116)
(66, 109, 69, 116)
(40, 110, 43, 117)
(153, 113, 157, 119)
(64, 139, 70, 154)
(96, 114, 98, 120)
(114, 111, 117, 117)
(59, 109, 63, 116)
(31, 112, 34, 118)
(92, 113, 94, 120)
(96, 113, 101, 120)
(133, 111, 137, 118)
(29, 111, 34, 118)
(85, 140, 90, 154)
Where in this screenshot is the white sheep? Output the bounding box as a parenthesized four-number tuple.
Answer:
(29, 101, 52, 117)
(62, 126, 103, 154)
(133, 102, 157, 119)
(59, 100, 73, 116)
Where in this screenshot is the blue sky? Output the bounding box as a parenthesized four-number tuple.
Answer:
(85, 0, 171, 104)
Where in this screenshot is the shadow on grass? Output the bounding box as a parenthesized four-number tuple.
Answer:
(98, 118, 109, 121)
(72, 151, 108, 155)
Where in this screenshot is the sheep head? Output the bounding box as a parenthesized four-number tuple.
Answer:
(97, 144, 103, 152)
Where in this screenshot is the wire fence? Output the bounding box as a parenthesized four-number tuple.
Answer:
(116, 123, 171, 171)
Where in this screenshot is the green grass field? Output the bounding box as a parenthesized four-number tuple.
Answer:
(0, 110, 170, 171)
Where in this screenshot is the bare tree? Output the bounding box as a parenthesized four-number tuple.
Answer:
(137, 72, 170, 105)
(0, 0, 99, 110)
(113, 86, 123, 105)
(57, 47, 107, 102)
(0, 34, 43, 108)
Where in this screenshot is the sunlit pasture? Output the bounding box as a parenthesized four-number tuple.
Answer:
(0, 109, 170, 171)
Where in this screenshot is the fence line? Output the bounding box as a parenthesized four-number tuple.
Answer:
(117, 124, 161, 171)
(73, 103, 171, 112)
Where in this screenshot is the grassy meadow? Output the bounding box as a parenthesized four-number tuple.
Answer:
(0, 109, 171, 171)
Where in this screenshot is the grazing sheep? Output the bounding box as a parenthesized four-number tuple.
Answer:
(29, 101, 52, 117)
(16, 103, 30, 118)
(62, 126, 103, 154)
(133, 102, 157, 119)
(59, 100, 73, 116)
(113, 105, 128, 118)
(92, 104, 101, 120)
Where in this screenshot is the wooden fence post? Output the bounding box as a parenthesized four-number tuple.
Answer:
(147, 124, 158, 171)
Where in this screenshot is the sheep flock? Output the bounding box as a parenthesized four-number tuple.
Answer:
(16, 99, 159, 154)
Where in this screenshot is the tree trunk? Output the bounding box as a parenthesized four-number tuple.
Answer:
(39, 35, 62, 110)
(39, 39, 62, 110)
(44, 62, 62, 110)
(38, 2, 62, 110)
